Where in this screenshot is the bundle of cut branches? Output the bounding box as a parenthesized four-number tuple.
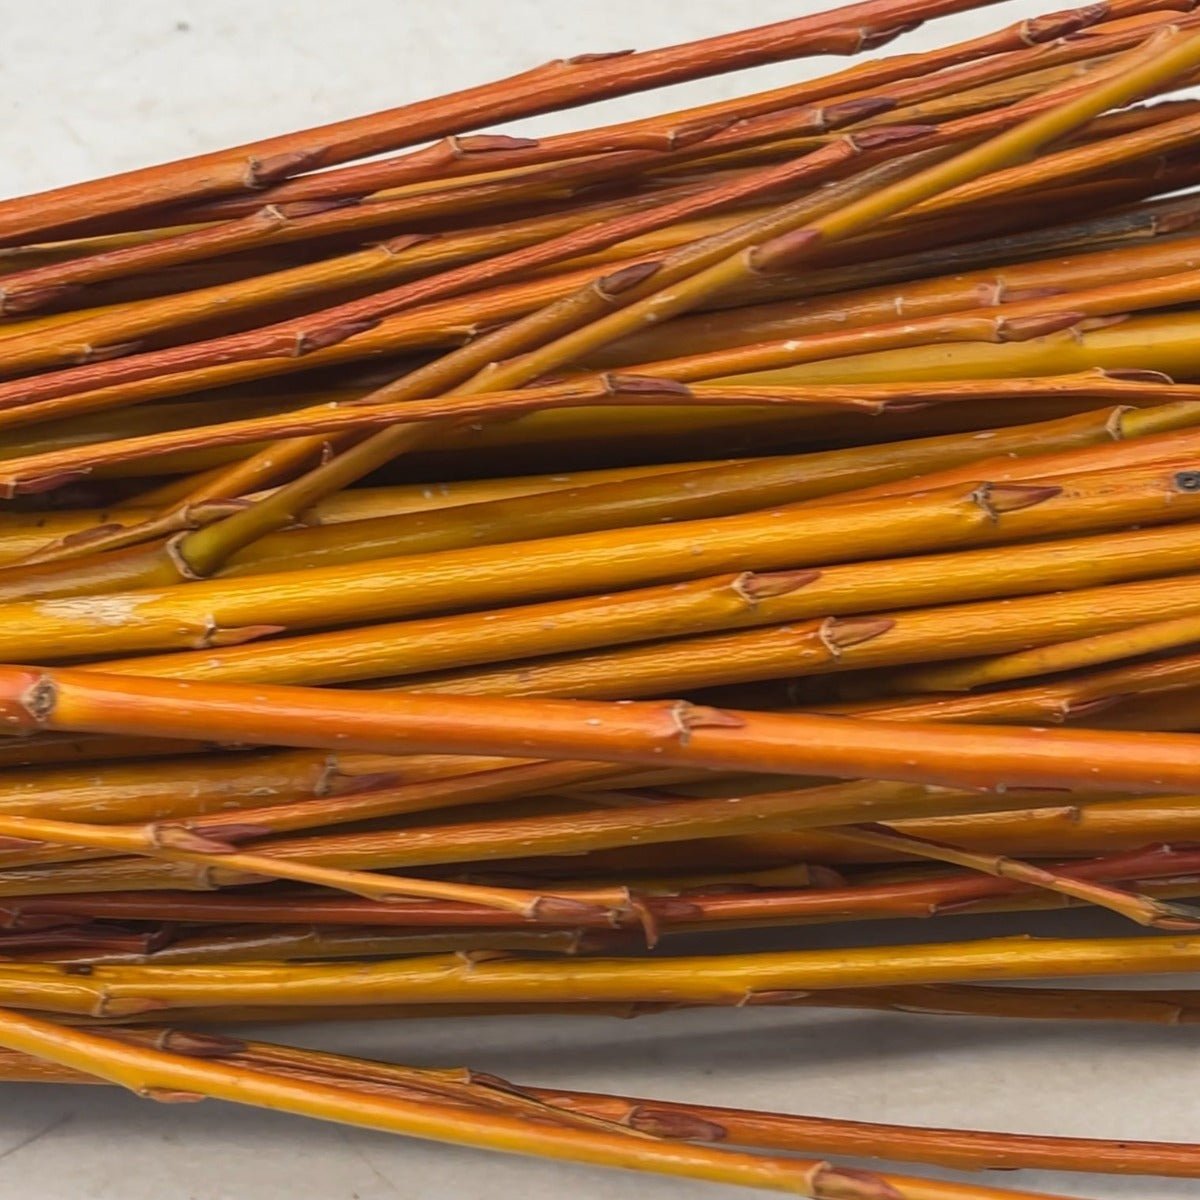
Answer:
(3, 2, 1200, 1195)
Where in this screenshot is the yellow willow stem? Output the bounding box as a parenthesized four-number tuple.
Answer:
(6, 463, 1200, 659)
(0, 376, 1018, 492)
(172, 782, 1126, 884)
(718, 308, 1200, 387)
(878, 610, 1200, 692)
(388, 564, 1200, 701)
(590, 223, 1200, 369)
(728, 794, 1200, 864)
(9, 395, 1175, 599)
(831, 823, 1200, 929)
(1, 935, 1200, 1015)
(0, 811, 623, 918)
(821, 646, 1200, 727)
(0, 1009, 1080, 1200)
(13, 455, 713, 568)
(87, 509, 1200, 691)
(7, 982, 1200, 1029)
(47, 927, 589, 967)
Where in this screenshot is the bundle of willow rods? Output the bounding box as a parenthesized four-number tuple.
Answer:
(6, 1, 1200, 1194)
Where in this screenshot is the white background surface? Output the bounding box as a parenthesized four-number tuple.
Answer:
(0, 2, 1198, 1196)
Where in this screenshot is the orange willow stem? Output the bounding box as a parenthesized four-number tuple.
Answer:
(0, 746, 656, 828)
(0, 0, 992, 240)
(0, 250, 653, 443)
(167, 762, 637, 842)
(812, 398, 1200, 505)
(31, 926, 593, 967)
(0, 21, 1141, 348)
(168, 778, 1067, 859)
(0, 146, 944, 590)
(0, 167, 756, 327)
(98, 192, 1195, 501)
(706, 305, 1200, 391)
(0, 31, 1142, 549)
(151, 7, 1150, 238)
(0, 37, 1114, 313)
(0, 186, 744, 372)
(0, 481, 531, 554)
(175, 2, 1140, 219)
(0, 155, 1173, 446)
(2, 375, 1075, 490)
(0, 128, 938, 425)
(0, 758, 634, 858)
(722, 184, 1200, 311)
(5, 665, 1200, 793)
(7, 371, 1185, 490)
